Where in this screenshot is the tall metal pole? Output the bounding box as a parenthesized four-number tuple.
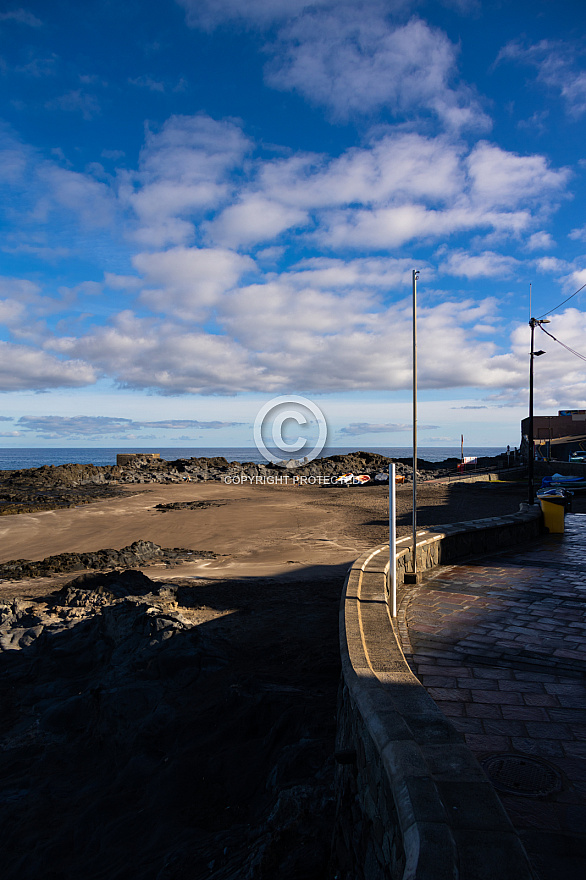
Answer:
(389, 462, 397, 617)
(411, 269, 419, 577)
(527, 316, 549, 503)
(528, 317, 536, 505)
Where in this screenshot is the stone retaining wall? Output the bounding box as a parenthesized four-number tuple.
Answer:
(334, 506, 542, 879)
(536, 460, 586, 478)
(447, 466, 525, 483)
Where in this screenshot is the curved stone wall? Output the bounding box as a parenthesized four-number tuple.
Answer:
(333, 507, 542, 880)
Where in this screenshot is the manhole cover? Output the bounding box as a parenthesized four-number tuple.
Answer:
(482, 754, 562, 797)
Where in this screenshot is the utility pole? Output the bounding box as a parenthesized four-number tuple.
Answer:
(528, 316, 549, 504)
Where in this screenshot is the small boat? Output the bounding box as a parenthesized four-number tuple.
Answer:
(543, 473, 583, 483)
(541, 474, 586, 490)
(374, 472, 405, 484)
(333, 473, 354, 485)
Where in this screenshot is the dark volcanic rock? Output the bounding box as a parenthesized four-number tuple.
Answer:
(0, 540, 216, 581)
(0, 566, 342, 880)
(154, 500, 227, 512)
(51, 569, 165, 604)
(0, 462, 126, 514)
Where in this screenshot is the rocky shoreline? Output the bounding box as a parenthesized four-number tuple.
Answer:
(0, 450, 511, 515)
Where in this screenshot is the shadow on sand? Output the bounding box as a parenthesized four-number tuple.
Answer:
(0, 563, 348, 880)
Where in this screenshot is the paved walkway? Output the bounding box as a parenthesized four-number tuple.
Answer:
(399, 512, 586, 880)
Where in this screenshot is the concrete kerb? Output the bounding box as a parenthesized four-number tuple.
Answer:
(335, 506, 542, 879)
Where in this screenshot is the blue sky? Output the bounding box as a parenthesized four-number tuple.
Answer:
(0, 0, 585, 449)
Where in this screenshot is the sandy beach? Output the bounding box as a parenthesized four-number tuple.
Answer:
(0, 478, 536, 589)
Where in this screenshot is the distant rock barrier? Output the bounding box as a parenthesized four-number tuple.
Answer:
(334, 506, 541, 880)
(116, 452, 160, 466)
(0, 450, 517, 493)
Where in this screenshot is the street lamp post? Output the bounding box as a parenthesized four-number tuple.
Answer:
(405, 269, 420, 584)
(528, 317, 549, 505)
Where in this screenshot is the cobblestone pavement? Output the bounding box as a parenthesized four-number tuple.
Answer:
(399, 513, 586, 880)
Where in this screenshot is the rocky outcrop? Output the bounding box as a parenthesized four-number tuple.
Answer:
(104, 450, 441, 485)
(0, 569, 182, 651)
(154, 500, 227, 511)
(0, 540, 216, 581)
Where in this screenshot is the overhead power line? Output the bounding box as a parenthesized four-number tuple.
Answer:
(537, 281, 586, 319)
(538, 324, 586, 364)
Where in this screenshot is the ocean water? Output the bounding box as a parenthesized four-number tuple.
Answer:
(0, 446, 508, 471)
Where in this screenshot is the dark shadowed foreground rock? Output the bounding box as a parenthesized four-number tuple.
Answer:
(0, 566, 343, 879)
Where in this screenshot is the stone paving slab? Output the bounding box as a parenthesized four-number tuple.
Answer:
(399, 513, 586, 880)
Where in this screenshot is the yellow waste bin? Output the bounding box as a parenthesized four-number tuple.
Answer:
(539, 498, 565, 534)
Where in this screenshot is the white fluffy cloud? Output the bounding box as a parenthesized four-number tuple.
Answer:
(2, 113, 569, 262)
(121, 115, 252, 247)
(236, 132, 566, 250)
(37, 165, 114, 225)
(317, 204, 529, 250)
(466, 142, 569, 210)
(0, 276, 79, 343)
(265, 11, 489, 129)
(207, 196, 308, 248)
(0, 86, 576, 402)
(526, 231, 555, 251)
(0, 298, 26, 325)
(258, 133, 465, 208)
(49, 312, 262, 394)
(285, 256, 419, 288)
(181, 1, 488, 129)
(439, 250, 519, 279)
(21, 98, 565, 398)
(509, 308, 586, 410)
(132, 246, 256, 318)
(44, 289, 529, 396)
(569, 226, 586, 243)
(0, 342, 97, 391)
